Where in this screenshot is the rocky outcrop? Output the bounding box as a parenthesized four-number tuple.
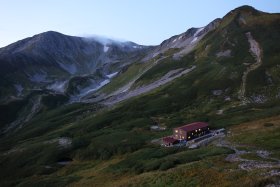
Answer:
(238, 32, 262, 104)
(144, 18, 221, 61)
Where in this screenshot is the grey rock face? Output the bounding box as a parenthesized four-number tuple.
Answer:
(0, 31, 149, 100)
(144, 18, 221, 61)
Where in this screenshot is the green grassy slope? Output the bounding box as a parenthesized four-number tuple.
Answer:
(0, 6, 280, 187)
(97, 60, 154, 95)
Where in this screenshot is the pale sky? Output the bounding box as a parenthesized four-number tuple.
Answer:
(0, 0, 279, 47)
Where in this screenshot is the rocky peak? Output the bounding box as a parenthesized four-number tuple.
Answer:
(223, 5, 262, 20)
(233, 5, 260, 14)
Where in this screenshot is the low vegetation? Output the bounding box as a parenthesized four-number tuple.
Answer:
(0, 6, 280, 187)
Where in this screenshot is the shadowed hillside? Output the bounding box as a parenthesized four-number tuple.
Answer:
(0, 5, 280, 187)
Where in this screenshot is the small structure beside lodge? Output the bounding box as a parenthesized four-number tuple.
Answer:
(162, 122, 210, 147)
(162, 136, 179, 146)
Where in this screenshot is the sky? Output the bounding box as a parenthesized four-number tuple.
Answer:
(0, 0, 279, 47)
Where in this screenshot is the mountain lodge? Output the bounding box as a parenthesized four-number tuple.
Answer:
(163, 122, 210, 146)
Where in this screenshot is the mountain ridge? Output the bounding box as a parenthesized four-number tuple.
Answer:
(0, 31, 150, 102)
(1, 5, 280, 186)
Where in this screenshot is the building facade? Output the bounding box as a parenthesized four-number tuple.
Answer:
(173, 122, 209, 141)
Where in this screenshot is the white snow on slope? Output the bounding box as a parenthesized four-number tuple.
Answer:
(133, 45, 142, 49)
(106, 72, 118, 78)
(47, 81, 68, 93)
(104, 45, 109, 52)
(194, 27, 205, 37)
(95, 79, 110, 89)
(78, 79, 110, 99)
(191, 27, 205, 44)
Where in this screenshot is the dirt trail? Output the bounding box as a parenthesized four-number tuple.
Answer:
(238, 32, 262, 104)
(214, 139, 280, 173)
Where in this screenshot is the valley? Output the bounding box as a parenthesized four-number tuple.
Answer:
(0, 5, 280, 187)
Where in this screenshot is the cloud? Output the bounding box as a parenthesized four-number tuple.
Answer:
(81, 34, 128, 45)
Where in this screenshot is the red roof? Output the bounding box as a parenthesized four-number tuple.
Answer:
(162, 136, 178, 144)
(176, 122, 208, 132)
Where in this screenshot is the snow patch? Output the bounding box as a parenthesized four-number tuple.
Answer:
(47, 81, 68, 93)
(172, 38, 178, 43)
(77, 79, 110, 99)
(133, 45, 142, 49)
(194, 27, 205, 37)
(106, 72, 118, 79)
(104, 45, 109, 52)
(94, 79, 110, 90)
(190, 27, 205, 44)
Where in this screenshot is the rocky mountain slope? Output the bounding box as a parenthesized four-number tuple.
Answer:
(0, 5, 280, 187)
(0, 14, 223, 132)
(90, 5, 280, 108)
(0, 31, 149, 102)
